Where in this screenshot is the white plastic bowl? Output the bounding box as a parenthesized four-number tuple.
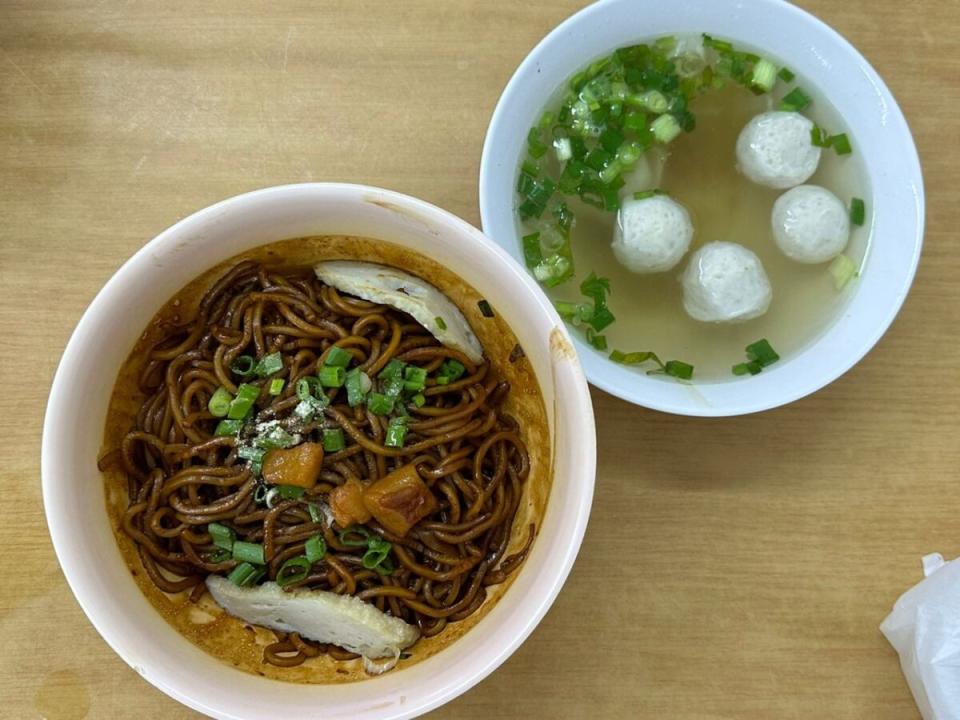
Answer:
(479, 0, 924, 416)
(41, 184, 596, 720)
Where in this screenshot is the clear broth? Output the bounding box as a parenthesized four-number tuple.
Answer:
(521, 57, 870, 382)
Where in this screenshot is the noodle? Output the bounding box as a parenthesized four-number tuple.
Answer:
(115, 261, 533, 668)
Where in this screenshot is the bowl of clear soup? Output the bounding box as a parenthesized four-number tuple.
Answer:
(480, 0, 924, 416)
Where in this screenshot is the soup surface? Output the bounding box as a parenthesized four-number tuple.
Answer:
(101, 235, 551, 683)
(516, 35, 870, 381)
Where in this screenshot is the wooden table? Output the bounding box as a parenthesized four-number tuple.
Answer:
(2, 1, 955, 717)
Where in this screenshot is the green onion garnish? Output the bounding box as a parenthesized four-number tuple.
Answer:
(339, 526, 370, 547)
(296, 376, 322, 401)
(227, 561, 261, 587)
(610, 350, 662, 366)
(746, 339, 780, 367)
(324, 345, 352, 368)
(780, 87, 812, 112)
(322, 428, 345, 453)
(651, 114, 682, 144)
(319, 365, 346, 388)
(850, 197, 866, 226)
(385, 418, 409, 448)
(307, 502, 322, 523)
(522, 232, 542, 269)
(207, 522, 235, 551)
(293, 395, 327, 422)
(403, 366, 427, 393)
(440, 359, 466, 382)
(215, 419, 243, 437)
(382, 375, 405, 398)
(367, 392, 394, 415)
(268, 378, 285, 396)
(778, 67, 796, 82)
(662, 360, 694, 380)
(810, 126, 830, 148)
(362, 536, 393, 572)
(345, 368, 372, 407)
(732, 361, 763, 376)
(477, 300, 495, 318)
(230, 355, 256, 377)
(227, 383, 260, 420)
(253, 425, 297, 450)
(435, 316, 447, 331)
(276, 556, 311, 587)
(533, 255, 573, 287)
(231, 540, 265, 565)
(253, 352, 283, 378)
(207, 387, 234, 418)
(254, 484, 269, 505)
(750, 59, 777, 92)
(411, 393, 426, 408)
(586, 329, 607, 351)
(208, 548, 232, 563)
(829, 133, 852, 155)
(378, 359, 406, 380)
(829, 254, 858, 290)
(275, 484, 305, 500)
(633, 189, 664, 201)
(305, 535, 327, 563)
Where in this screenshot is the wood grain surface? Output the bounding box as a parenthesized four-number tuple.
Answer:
(1, 1, 956, 718)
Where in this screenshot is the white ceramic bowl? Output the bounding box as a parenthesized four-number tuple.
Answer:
(479, 0, 924, 416)
(41, 184, 596, 719)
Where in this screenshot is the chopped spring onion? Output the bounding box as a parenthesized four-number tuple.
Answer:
(296, 376, 322, 400)
(733, 361, 763, 376)
(307, 502, 322, 523)
(254, 425, 297, 450)
(522, 232, 543, 269)
(811, 126, 830, 147)
(477, 299, 494, 318)
(232, 540, 265, 565)
(322, 428, 345, 453)
(268, 378, 285, 396)
(403, 366, 427, 392)
(208, 548, 232, 563)
(554, 137, 573, 162)
(778, 67, 796, 82)
(638, 90, 668, 114)
(276, 556, 312, 587)
(750, 59, 777, 92)
(662, 360, 694, 380)
(378, 359, 406, 380)
(586, 329, 607, 351)
(207, 522, 235, 551)
(345, 368, 372, 407)
(533, 255, 573, 287)
(362, 536, 393, 573)
(293, 395, 327, 421)
(382, 375, 405, 398)
(253, 352, 283, 377)
(275, 485, 305, 500)
(339, 526, 371, 547)
(324, 345, 353, 368)
(305, 535, 327, 563)
(207, 387, 233, 418)
(411, 393, 426, 408)
(230, 355, 256, 377)
(215, 418, 243, 437)
(227, 561, 263, 587)
(829, 254, 858, 290)
(439, 360, 466, 383)
(651, 114, 682, 144)
(435, 316, 447, 331)
(829, 133, 852, 155)
(610, 349, 662, 366)
(850, 197, 866, 226)
(746, 338, 780, 367)
(367, 392, 394, 415)
(385, 418, 409, 448)
(780, 87, 812, 112)
(633, 188, 664, 201)
(238, 445, 266, 465)
(227, 383, 260, 420)
(253, 484, 269, 505)
(319, 364, 346, 388)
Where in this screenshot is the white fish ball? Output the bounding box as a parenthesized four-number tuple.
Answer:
(771, 185, 850, 264)
(681, 241, 772, 323)
(612, 194, 694, 274)
(736, 111, 822, 189)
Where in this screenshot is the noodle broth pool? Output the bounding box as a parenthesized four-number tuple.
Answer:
(100, 235, 551, 684)
(517, 39, 871, 382)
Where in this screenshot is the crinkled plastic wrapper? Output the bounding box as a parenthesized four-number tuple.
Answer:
(880, 553, 960, 720)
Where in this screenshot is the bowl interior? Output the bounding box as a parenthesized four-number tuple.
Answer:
(479, 0, 924, 416)
(42, 184, 595, 720)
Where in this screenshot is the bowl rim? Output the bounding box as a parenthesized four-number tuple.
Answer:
(478, 0, 925, 416)
(41, 182, 596, 719)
